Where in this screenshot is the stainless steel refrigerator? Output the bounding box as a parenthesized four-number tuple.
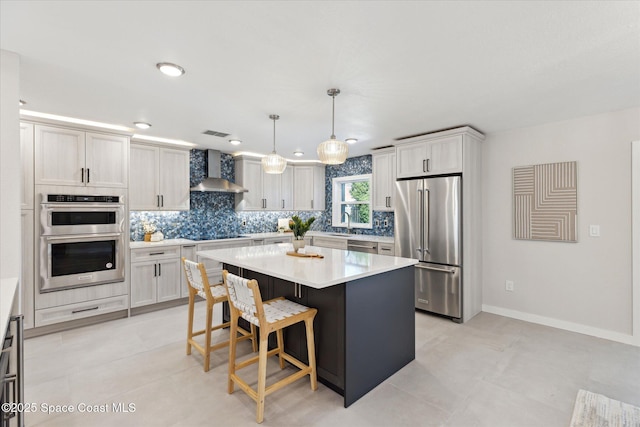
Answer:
(395, 175, 462, 321)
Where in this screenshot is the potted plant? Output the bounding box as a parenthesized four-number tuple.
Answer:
(289, 215, 315, 252)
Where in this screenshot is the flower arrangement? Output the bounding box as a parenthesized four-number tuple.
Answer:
(142, 220, 157, 234)
(289, 215, 315, 240)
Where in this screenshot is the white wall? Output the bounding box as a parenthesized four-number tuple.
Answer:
(0, 49, 21, 280)
(482, 107, 640, 341)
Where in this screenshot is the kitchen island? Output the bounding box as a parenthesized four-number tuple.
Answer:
(197, 243, 418, 407)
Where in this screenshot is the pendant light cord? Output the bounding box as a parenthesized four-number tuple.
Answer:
(331, 93, 336, 139)
(273, 117, 276, 153)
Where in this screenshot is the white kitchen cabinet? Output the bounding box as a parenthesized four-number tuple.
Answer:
(293, 165, 325, 211)
(20, 122, 34, 209)
(377, 242, 395, 256)
(264, 235, 293, 245)
(20, 210, 34, 329)
(130, 246, 182, 308)
(396, 134, 462, 179)
(196, 239, 253, 284)
(129, 143, 190, 211)
(312, 235, 348, 250)
(35, 124, 128, 188)
(235, 158, 294, 211)
(372, 148, 396, 211)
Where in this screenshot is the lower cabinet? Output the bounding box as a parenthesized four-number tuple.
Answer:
(222, 266, 345, 390)
(130, 246, 182, 308)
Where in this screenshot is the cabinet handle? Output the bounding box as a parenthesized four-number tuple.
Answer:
(182, 245, 195, 248)
(157, 195, 160, 207)
(81, 168, 85, 183)
(154, 264, 157, 277)
(161, 195, 164, 207)
(311, 200, 314, 209)
(426, 159, 430, 172)
(87, 168, 90, 183)
(282, 199, 284, 209)
(158, 263, 161, 276)
(422, 159, 426, 173)
(72, 306, 99, 314)
(150, 252, 165, 256)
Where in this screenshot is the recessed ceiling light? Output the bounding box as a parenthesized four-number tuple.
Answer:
(134, 122, 151, 129)
(156, 62, 185, 77)
(345, 138, 358, 144)
(229, 139, 242, 146)
(293, 151, 304, 157)
(19, 100, 26, 106)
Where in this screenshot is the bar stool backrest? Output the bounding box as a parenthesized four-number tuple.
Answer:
(224, 272, 262, 326)
(183, 259, 211, 300)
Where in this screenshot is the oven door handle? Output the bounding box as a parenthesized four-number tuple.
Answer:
(45, 233, 122, 241)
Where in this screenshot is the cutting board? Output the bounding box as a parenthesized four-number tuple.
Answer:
(286, 251, 324, 259)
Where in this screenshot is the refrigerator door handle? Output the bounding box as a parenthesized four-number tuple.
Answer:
(417, 188, 424, 258)
(424, 188, 430, 255)
(415, 264, 456, 274)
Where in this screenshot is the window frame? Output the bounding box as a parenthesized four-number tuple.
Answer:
(331, 174, 373, 230)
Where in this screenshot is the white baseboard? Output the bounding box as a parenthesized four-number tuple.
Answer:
(482, 304, 638, 347)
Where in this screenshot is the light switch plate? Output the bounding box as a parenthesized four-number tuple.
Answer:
(589, 225, 600, 237)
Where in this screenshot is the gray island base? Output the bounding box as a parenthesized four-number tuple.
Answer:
(197, 244, 417, 407)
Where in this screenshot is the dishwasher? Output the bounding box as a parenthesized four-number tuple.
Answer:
(347, 240, 378, 254)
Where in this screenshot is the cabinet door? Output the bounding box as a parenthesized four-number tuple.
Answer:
(281, 167, 294, 210)
(263, 172, 281, 210)
(293, 166, 313, 210)
(21, 210, 34, 329)
(159, 148, 190, 210)
(373, 152, 392, 211)
(429, 135, 463, 174)
(130, 144, 160, 210)
(396, 140, 428, 179)
(157, 259, 181, 302)
(130, 261, 158, 307)
(312, 165, 326, 211)
(85, 132, 128, 188)
(236, 159, 264, 210)
(20, 123, 34, 209)
(35, 125, 85, 186)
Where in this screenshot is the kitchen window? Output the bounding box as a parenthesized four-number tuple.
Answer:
(331, 174, 372, 229)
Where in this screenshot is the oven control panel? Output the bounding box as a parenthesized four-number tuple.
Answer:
(46, 194, 121, 203)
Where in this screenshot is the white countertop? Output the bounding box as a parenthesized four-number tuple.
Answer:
(130, 232, 394, 249)
(197, 244, 417, 289)
(1, 277, 19, 337)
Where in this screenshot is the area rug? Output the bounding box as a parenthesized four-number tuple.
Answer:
(570, 389, 640, 427)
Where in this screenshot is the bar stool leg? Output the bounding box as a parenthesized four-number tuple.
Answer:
(228, 312, 238, 394)
(276, 329, 285, 369)
(305, 318, 318, 391)
(204, 300, 213, 372)
(250, 324, 258, 353)
(186, 291, 195, 355)
(256, 334, 269, 423)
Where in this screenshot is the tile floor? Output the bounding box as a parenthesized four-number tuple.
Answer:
(23, 303, 640, 426)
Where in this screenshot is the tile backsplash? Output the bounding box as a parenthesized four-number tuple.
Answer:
(130, 150, 393, 240)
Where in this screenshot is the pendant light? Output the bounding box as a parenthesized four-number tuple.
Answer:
(317, 88, 348, 165)
(262, 114, 287, 174)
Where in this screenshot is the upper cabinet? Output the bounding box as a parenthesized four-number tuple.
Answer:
(372, 148, 396, 211)
(396, 134, 462, 179)
(20, 122, 34, 209)
(130, 143, 190, 211)
(293, 165, 325, 211)
(34, 124, 128, 188)
(235, 158, 294, 211)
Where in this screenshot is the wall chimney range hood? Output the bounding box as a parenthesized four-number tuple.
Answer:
(190, 150, 248, 193)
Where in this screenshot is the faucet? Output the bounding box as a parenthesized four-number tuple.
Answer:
(344, 212, 351, 235)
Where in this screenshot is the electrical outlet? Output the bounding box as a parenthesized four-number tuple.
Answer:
(505, 280, 514, 291)
(589, 225, 600, 237)
(374, 219, 380, 227)
(241, 219, 246, 226)
(383, 219, 388, 227)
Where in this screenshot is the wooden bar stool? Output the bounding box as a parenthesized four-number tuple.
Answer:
(182, 258, 256, 372)
(223, 270, 318, 424)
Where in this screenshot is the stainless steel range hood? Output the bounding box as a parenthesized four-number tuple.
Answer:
(190, 150, 248, 193)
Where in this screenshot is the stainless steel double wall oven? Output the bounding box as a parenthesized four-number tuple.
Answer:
(39, 194, 125, 292)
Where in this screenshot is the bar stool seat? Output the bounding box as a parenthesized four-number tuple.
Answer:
(182, 258, 256, 372)
(223, 270, 318, 424)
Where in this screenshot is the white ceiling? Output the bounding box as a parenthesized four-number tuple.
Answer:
(1, 1, 639, 160)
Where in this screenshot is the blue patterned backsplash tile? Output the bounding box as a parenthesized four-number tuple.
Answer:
(130, 150, 394, 240)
